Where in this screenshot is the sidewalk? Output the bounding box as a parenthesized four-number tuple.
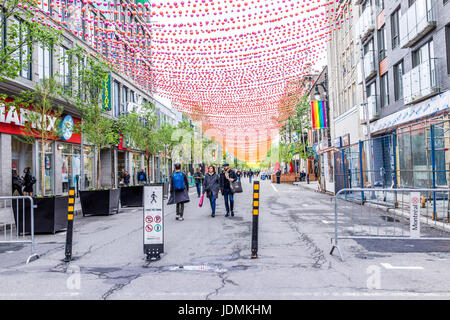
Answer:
(0, 197, 82, 231)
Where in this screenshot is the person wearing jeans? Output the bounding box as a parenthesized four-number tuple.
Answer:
(203, 165, 220, 217)
(219, 163, 237, 217)
(167, 163, 190, 221)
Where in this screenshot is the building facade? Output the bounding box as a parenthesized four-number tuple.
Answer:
(0, 0, 180, 197)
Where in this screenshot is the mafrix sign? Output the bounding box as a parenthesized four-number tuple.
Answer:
(143, 184, 164, 260)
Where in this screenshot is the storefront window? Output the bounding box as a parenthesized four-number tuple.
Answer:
(38, 141, 54, 195)
(117, 150, 126, 185)
(11, 136, 32, 179)
(83, 146, 94, 189)
(61, 143, 81, 194)
(131, 153, 141, 185)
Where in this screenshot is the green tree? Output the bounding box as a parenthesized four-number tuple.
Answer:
(10, 76, 63, 196)
(63, 46, 118, 189)
(0, 0, 60, 82)
(118, 102, 158, 182)
(156, 122, 176, 180)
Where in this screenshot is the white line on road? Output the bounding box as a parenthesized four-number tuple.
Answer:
(321, 220, 331, 224)
(380, 263, 424, 270)
(271, 183, 278, 192)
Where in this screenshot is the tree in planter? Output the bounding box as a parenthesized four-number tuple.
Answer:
(156, 122, 176, 180)
(63, 46, 119, 189)
(9, 76, 64, 196)
(118, 102, 158, 184)
(0, 0, 61, 83)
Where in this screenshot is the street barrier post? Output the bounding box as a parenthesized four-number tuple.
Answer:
(144, 184, 164, 261)
(251, 181, 260, 259)
(64, 187, 75, 262)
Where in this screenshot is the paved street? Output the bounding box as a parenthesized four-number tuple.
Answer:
(1, 179, 450, 300)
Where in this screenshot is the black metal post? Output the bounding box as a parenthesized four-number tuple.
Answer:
(64, 187, 75, 262)
(251, 181, 260, 259)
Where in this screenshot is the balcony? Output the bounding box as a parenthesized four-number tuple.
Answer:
(363, 50, 376, 80)
(402, 59, 439, 105)
(359, 96, 380, 123)
(399, 0, 436, 48)
(357, 5, 375, 41)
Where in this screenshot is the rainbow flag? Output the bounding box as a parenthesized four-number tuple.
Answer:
(310, 100, 327, 129)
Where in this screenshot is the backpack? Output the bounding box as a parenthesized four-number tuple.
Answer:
(173, 172, 185, 191)
(30, 176, 36, 185)
(139, 172, 145, 181)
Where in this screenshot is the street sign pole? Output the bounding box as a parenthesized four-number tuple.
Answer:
(144, 184, 164, 261)
(251, 181, 260, 259)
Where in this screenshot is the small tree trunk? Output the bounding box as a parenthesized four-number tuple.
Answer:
(97, 148, 101, 189)
(41, 139, 45, 196)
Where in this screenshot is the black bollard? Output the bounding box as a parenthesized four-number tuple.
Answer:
(251, 181, 260, 259)
(64, 188, 75, 262)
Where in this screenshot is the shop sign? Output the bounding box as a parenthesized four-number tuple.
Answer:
(342, 134, 350, 147)
(333, 137, 342, 148)
(0, 102, 81, 144)
(102, 73, 111, 111)
(58, 115, 74, 140)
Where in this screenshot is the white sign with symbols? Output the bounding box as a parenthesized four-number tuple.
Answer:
(410, 192, 421, 239)
(143, 185, 164, 245)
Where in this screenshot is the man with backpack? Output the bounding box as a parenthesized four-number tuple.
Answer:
(137, 169, 147, 185)
(167, 163, 190, 221)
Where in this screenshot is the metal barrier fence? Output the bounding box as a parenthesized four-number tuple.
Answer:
(0, 196, 38, 263)
(330, 188, 450, 262)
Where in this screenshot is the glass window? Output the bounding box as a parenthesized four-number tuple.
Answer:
(412, 40, 434, 67)
(378, 26, 386, 61)
(61, 144, 81, 194)
(391, 8, 400, 49)
(393, 60, 403, 100)
(38, 44, 53, 80)
(83, 146, 94, 189)
(59, 46, 72, 92)
(114, 81, 120, 117)
(38, 142, 54, 195)
(380, 73, 389, 107)
(122, 86, 128, 113)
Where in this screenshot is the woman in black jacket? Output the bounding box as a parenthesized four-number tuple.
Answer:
(203, 165, 220, 217)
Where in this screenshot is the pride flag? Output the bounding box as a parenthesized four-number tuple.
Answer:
(310, 100, 327, 129)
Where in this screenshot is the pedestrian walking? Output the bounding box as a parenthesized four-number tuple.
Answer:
(219, 163, 237, 217)
(248, 169, 254, 183)
(137, 168, 147, 185)
(167, 163, 190, 221)
(23, 167, 36, 196)
(203, 165, 220, 217)
(276, 168, 281, 184)
(193, 167, 204, 198)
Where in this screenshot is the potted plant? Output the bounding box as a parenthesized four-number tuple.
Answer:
(8, 76, 70, 233)
(65, 46, 121, 216)
(117, 103, 158, 207)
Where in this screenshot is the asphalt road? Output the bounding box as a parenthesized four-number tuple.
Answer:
(1, 178, 450, 299)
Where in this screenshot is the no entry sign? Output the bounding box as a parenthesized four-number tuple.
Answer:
(143, 184, 164, 260)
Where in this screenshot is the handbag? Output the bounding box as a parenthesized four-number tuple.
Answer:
(199, 193, 204, 207)
(230, 180, 243, 193)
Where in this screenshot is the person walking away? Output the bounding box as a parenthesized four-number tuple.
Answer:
(23, 167, 36, 196)
(12, 169, 24, 196)
(137, 169, 147, 185)
(219, 163, 237, 217)
(203, 165, 220, 217)
(276, 169, 281, 184)
(167, 163, 190, 221)
(236, 169, 242, 182)
(248, 169, 254, 183)
(193, 167, 204, 198)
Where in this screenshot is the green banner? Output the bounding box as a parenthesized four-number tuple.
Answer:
(102, 73, 111, 110)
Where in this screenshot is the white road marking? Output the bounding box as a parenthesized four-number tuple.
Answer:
(321, 220, 330, 224)
(380, 263, 424, 270)
(271, 183, 278, 192)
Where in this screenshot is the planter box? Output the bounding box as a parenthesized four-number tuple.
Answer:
(271, 173, 298, 184)
(120, 185, 143, 207)
(12, 196, 68, 234)
(80, 189, 120, 216)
